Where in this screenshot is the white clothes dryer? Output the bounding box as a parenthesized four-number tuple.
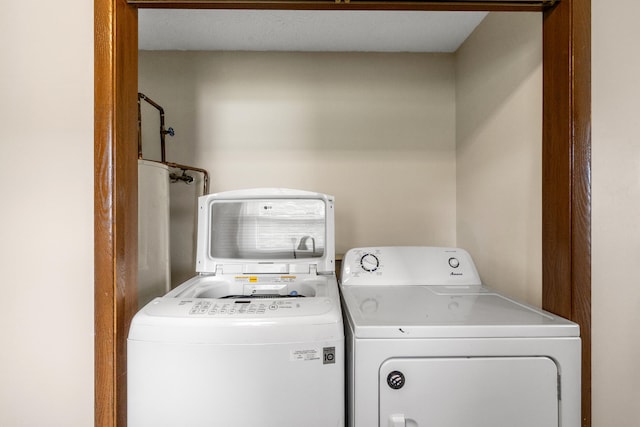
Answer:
(340, 246, 580, 427)
(128, 189, 344, 427)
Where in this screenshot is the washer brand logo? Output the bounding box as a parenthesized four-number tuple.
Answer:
(450, 272, 463, 276)
(323, 347, 336, 365)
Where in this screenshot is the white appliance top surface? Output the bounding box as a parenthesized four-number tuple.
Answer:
(339, 246, 578, 339)
(341, 284, 578, 338)
(128, 273, 344, 344)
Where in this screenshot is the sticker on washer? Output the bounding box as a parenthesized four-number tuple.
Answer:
(323, 347, 336, 365)
(290, 349, 320, 362)
(234, 276, 258, 283)
(235, 275, 296, 284)
(290, 347, 335, 364)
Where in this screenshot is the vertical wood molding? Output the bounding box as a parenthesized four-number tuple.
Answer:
(95, 0, 138, 426)
(543, 0, 591, 426)
(571, 2, 592, 426)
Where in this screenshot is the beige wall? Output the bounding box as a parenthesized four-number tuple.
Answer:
(3, 4, 635, 425)
(139, 51, 459, 258)
(592, 0, 640, 425)
(456, 12, 542, 305)
(0, 1, 94, 426)
(139, 15, 543, 304)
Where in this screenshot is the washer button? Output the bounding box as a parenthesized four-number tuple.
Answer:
(448, 257, 460, 268)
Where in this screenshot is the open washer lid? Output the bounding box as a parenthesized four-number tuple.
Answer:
(196, 188, 335, 275)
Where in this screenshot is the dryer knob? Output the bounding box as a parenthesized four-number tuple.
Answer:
(387, 371, 405, 390)
(360, 253, 380, 272)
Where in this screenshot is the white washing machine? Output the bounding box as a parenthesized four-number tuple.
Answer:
(340, 246, 581, 427)
(128, 189, 344, 427)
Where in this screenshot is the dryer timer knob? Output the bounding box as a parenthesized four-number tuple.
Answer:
(360, 253, 380, 272)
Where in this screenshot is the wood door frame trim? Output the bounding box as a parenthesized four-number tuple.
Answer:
(94, 1, 591, 426)
(542, 1, 591, 426)
(95, 1, 138, 425)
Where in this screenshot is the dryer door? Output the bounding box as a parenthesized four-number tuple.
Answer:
(380, 356, 559, 427)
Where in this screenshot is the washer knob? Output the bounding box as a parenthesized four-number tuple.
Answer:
(448, 257, 460, 268)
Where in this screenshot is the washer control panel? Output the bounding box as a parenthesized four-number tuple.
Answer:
(341, 246, 482, 287)
(188, 299, 298, 316)
(145, 297, 334, 318)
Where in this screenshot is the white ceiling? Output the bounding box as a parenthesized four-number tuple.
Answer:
(138, 10, 488, 53)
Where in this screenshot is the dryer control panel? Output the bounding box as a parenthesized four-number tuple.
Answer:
(341, 247, 482, 287)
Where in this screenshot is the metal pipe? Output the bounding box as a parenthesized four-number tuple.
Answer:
(138, 159, 210, 196)
(166, 161, 210, 195)
(170, 170, 194, 185)
(138, 92, 174, 163)
(137, 93, 210, 195)
(137, 94, 143, 159)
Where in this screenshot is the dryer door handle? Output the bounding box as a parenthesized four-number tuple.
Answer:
(389, 413, 406, 427)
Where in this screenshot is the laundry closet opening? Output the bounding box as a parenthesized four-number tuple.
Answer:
(137, 10, 543, 306)
(94, 1, 590, 425)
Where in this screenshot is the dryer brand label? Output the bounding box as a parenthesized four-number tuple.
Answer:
(387, 371, 405, 389)
(290, 349, 320, 362)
